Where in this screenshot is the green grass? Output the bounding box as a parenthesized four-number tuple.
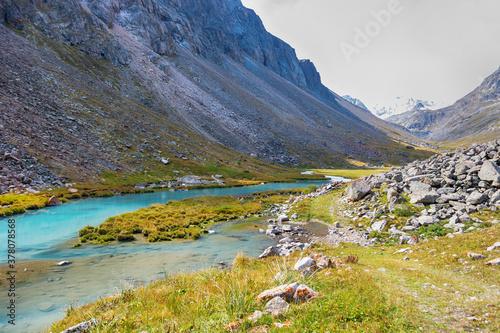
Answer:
(51, 223, 500, 332)
(0, 194, 48, 216)
(76, 190, 304, 244)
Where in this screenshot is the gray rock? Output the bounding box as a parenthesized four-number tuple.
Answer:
(264, 296, 289, 317)
(478, 160, 500, 182)
(455, 161, 475, 175)
(467, 252, 486, 260)
(371, 220, 387, 232)
(466, 191, 488, 205)
(345, 180, 372, 201)
(408, 181, 431, 193)
(258, 246, 280, 259)
(486, 258, 500, 266)
(294, 257, 316, 271)
(418, 215, 439, 226)
(487, 242, 500, 251)
(60, 319, 99, 333)
(410, 191, 439, 204)
(277, 214, 289, 223)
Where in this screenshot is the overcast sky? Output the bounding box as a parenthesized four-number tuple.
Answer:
(241, 0, 500, 110)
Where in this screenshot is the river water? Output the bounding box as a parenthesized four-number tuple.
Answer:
(0, 180, 332, 332)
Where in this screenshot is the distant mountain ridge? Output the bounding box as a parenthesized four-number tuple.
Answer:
(388, 67, 500, 142)
(372, 97, 439, 119)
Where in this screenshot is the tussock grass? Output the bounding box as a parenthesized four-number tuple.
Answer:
(0, 193, 48, 216)
(52, 223, 500, 332)
(77, 190, 303, 244)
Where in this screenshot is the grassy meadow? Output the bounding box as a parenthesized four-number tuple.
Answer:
(51, 223, 500, 332)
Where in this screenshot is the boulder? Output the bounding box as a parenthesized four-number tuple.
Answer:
(264, 296, 289, 317)
(408, 181, 431, 193)
(47, 195, 62, 206)
(294, 257, 316, 271)
(410, 191, 439, 204)
(258, 246, 280, 259)
(309, 253, 334, 270)
(277, 215, 289, 223)
(256, 283, 300, 302)
(466, 191, 488, 205)
(418, 216, 439, 226)
(292, 284, 321, 302)
(371, 220, 387, 232)
(455, 161, 475, 175)
(345, 180, 372, 201)
(478, 160, 500, 182)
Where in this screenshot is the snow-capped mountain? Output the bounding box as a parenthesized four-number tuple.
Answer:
(372, 97, 441, 119)
(342, 95, 369, 111)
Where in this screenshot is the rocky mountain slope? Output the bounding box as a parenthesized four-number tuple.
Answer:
(388, 67, 500, 142)
(0, 0, 426, 188)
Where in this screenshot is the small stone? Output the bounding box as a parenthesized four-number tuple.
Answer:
(256, 283, 300, 302)
(264, 296, 289, 317)
(60, 319, 99, 333)
(487, 242, 500, 251)
(294, 257, 316, 271)
(486, 258, 500, 266)
(292, 284, 321, 302)
(225, 321, 241, 332)
(250, 310, 264, 323)
(272, 321, 293, 329)
(57, 261, 71, 266)
(47, 195, 62, 206)
(467, 253, 486, 260)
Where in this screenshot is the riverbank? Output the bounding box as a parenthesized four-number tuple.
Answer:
(50, 223, 500, 332)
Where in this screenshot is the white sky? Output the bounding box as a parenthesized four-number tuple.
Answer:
(241, 0, 500, 110)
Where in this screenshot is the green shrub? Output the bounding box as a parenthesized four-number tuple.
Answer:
(117, 234, 136, 242)
(79, 226, 96, 237)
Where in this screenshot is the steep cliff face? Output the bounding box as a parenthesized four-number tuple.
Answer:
(0, 0, 425, 183)
(389, 67, 500, 142)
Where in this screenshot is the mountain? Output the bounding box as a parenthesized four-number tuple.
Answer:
(373, 97, 439, 119)
(342, 95, 369, 111)
(0, 0, 427, 187)
(388, 67, 500, 142)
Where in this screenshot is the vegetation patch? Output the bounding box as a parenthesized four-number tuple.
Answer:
(0, 194, 48, 217)
(51, 224, 500, 332)
(76, 190, 304, 244)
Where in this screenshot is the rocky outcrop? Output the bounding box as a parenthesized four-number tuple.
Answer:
(341, 140, 500, 239)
